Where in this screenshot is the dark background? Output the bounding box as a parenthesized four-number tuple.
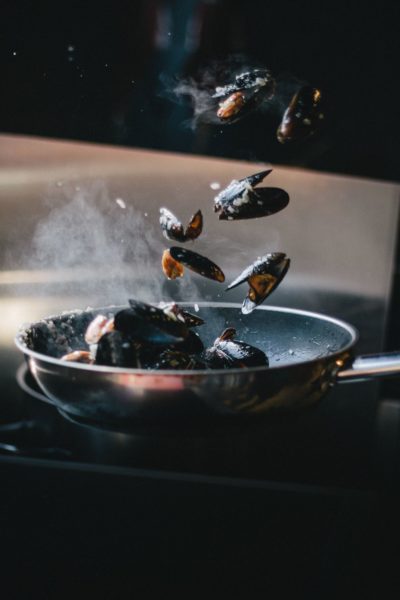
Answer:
(1, 0, 399, 182)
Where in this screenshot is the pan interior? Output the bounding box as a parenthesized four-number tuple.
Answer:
(19, 303, 355, 368)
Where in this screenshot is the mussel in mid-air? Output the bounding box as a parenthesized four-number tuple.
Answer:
(165, 247, 225, 283)
(162, 249, 185, 280)
(226, 252, 290, 314)
(277, 85, 324, 144)
(160, 208, 203, 242)
(203, 327, 269, 369)
(213, 169, 289, 220)
(213, 68, 275, 124)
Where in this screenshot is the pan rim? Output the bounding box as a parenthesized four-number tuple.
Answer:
(14, 302, 358, 376)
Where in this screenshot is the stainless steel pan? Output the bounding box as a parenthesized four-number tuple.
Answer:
(15, 302, 400, 426)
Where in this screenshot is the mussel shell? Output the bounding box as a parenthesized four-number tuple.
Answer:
(169, 247, 225, 283)
(226, 253, 290, 314)
(162, 249, 184, 280)
(203, 339, 268, 369)
(95, 331, 139, 367)
(213, 68, 274, 98)
(61, 350, 94, 364)
(244, 170, 273, 187)
(214, 169, 272, 213)
(159, 208, 203, 242)
(216, 84, 273, 124)
(216, 187, 289, 221)
(151, 349, 206, 371)
(114, 300, 189, 344)
(159, 208, 186, 242)
(216, 340, 269, 367)
(184, 209, 203, 241)
(172, 330, 204, 354)
(158, 302, 205, 328)
(277, 85, 324, 144)
(177, 309, 204, 328)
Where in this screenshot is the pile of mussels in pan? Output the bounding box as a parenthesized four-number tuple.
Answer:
(61, 300, 269, 370)
(61, 66, 322, 370)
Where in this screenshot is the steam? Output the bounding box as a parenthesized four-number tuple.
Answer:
(28, 181, 201, 308)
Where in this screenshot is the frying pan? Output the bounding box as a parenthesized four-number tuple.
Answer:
(15, 302, 400, 426)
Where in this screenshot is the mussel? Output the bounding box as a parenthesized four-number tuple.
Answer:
(159, 208, 203, 242)
(216, 92, 246, 121)
(95, 331, 139, 368)
(167, 247, 225, 283)
(61, 350, 94, 364)
(214, 169, 289, 220)
(151, 349, 206, 371)
(113, 299, 189, 344)
(213, 68, 275, 124)
(162, 249, 184, 280)
(226, 252, 290, 314)
(277, 85, 324, 144)
(84, 314, 115, 345)
(203, 327, 269, 369)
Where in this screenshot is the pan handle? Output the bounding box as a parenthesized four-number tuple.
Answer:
(336, 351, 400, 382)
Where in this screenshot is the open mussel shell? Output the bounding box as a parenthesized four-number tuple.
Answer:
(159, 208, 203, 242)
(277, 85, 324, 144)
(227, 252, 290, 314)
(169, 247, 225, 283)
(216, 84, 274, 124)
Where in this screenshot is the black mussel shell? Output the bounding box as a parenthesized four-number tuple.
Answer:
(277, 85, 324, 144)
(216, 187, 289, 221)
(214, 169, 272, 208)
(235, 68, 274, 90)
(175, 309, 204, 328)
(226, 252, 290, 314)
(114, 300, 189, 344)
(213, 68, 274, 98)
(169, 247, 225, 282)
(158, 302, 205, 328)
(217, 340, 269, 368)
(244, 170, 273, 187)
(214, 169, 288, 220)
(203, 346, 236, 369)
(203, 328, 268, 369)
(151, 349, 206, 371)
(159, 208, 203, 243)
(172, 330, 204, 355)
(95, 331, 139, 367)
